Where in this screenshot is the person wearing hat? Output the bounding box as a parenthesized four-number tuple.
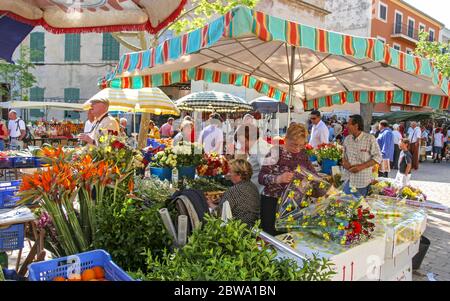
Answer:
(79, 97, 119, 145)
(7, 110, 26, 150)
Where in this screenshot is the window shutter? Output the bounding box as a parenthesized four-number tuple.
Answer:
(65, 34, 81, 62)
(30, 32, 45, 62)
(102, 33, 120, 61)
(64, 88, 81, 119)
(30, 87, 45, 118)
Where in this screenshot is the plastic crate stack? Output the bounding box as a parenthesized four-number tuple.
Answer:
(0, 180, 25, 253)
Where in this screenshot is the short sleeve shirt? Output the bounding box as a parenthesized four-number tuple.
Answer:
(8, 119, 26, 138)
(398, 150, 412, 175)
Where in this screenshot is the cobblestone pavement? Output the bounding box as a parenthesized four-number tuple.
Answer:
(388, 159, 450, 281)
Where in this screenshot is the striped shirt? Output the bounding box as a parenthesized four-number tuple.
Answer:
(343, 132, 382, 188)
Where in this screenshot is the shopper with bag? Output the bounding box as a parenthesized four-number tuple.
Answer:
(395, 138, 412, 187)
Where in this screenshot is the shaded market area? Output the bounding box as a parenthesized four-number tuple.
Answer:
(1, 2, 449, 284)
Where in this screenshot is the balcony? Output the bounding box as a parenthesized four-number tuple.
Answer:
(391, 23, 436, 43)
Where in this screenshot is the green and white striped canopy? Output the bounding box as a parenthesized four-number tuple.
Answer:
(175, 91, 252, 113)
(101, 6, 449, 111)
(85, 87, 180, 116)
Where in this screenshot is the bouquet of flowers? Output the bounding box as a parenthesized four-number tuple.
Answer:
(171, 142, 204, 167)
(197, 152, 230, 177)
(316, 143, 343, 162)
(276, 191, 375, 246)
(305, 144, 315, 157)
(369, 180, 398, 197)
(399, 186, 427, 202)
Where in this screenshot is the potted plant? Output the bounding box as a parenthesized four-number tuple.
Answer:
(171, 142, 204, 179)
(150, 149, 177, 181)
(305, 143, 316, 162)
(316, 143, 343, 175)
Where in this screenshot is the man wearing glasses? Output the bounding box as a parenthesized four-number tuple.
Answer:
(308, 110, 329, 148)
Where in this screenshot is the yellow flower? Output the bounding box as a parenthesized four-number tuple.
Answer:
(275, 212, 280, 219)
(300, 201, 309, 208)
(286, 205, 292, 212)
(319, 182, 326, 189)
(340, 237, 347, 245)
(307, 175, 314, 181)
(99, 136, 107, 144)
(293, 179, 301, 187)
(319, 220, 327, 227)
(338, 224, 345, 231)
(306, 189, 313, 196)
(277, 198, 282, 205)
(288, 191, 295, 199)
(105, 146, 112, 153)
(323, 233, 331, 241)
(287, 215, 295, 223)
(296, 165, 302, 173)
(302, 221, 309, 227)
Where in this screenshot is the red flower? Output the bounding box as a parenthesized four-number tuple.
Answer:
(357, 208, 363, 220)
(305, 144, 313, 150)
(111, 140, 125, 149)
(368, 214, 375, 219)
(351, 221, 362, 234)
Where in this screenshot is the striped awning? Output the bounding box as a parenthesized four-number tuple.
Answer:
(85, 87, 180, 116)
(101, 6, 449, 111)
(175, 91, 252, 113)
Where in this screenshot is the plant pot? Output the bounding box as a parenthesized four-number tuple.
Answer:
(309, 155, 317, 162)
(412, 235, 430, 270)
(149, 167, 172, 182)
(178, 166, 196, 179)
(321, 159, 338, 175)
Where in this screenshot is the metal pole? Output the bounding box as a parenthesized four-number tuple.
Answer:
(288, 45, 296, 124)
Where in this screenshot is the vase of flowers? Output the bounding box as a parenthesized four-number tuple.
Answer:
(150, 149, 177, 181)
(197, 152, 230, 180)
(172, 142, 203, 179)
(305, 144, 317, 162)
(316, 143, 342, 175)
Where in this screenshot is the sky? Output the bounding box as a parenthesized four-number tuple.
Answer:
(403, 0, 450, 27)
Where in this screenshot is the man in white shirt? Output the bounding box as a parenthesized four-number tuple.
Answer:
(308, 110, 329, 148)
(7, 110, 26, 150)
(408, 121, 421, 170)
(199, 113, 224, 154)
(84, 110, 95, 133)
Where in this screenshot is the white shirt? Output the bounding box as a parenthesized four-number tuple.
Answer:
(433, 133, 444, 147)
(8, 119, 26, 138)
(392, 130, 402, 145)
(309, 120, 329, 148)
(199, 125, 224, 154)
(248, 139, 272, 194)
(84, 120, 93, 133)
(408, 127, 421, 143)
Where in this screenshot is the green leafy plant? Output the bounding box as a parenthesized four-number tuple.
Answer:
(138, 215, 335, 281)
(414, 31, 450, 78)
(184, 177, 229, 192)
(134, 176, 176, 203)
(316, 143, 343, 162)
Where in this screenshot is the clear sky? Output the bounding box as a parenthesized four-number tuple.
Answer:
(403, 0, 450, 27)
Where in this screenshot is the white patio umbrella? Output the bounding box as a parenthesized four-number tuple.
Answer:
(175, 91, 252, 113)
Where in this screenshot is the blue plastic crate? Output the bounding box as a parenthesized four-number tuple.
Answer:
(34, 157, 46, 168)
(0, 224, 25, 252)
(0, 184, 21, 209)
(12, 157, 35, 168)
(0, 157, 13, 169)
(28, 249, 134, 281)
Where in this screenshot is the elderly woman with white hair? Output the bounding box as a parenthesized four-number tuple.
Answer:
(392, 124, 403, 169)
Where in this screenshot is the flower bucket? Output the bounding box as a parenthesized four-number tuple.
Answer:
(150, 167, 172, 182)
(321, 159, 337, 175)
(309, 155, 317, 162)
(178, 166, 196, 179)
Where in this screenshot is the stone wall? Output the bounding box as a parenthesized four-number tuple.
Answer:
(324, 0, 372, 37)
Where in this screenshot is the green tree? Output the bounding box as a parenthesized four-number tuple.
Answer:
(0, 46, 37, 101)
(414, 31, 450, 78)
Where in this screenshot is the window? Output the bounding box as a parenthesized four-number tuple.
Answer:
(419, 23, 426, 33)
(30, 87, 45, 118)
(30, 32, 45, 62)
(65, 34, 81, 62)
(393, 43, 401, 51)
(64, 88, 80, 119)
(377, 36, 387, 44)
(407, 17, 415, 38)
(378, 2, 388, 22)
(394, 11, 403, 34)
(102, 33, 120, 61)
(406, 48, 413, 55)
(429, 29, 435, 41)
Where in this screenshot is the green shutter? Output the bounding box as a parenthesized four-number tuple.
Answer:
(65, 34, 81, 62)
(64, 88, 81, 119)
(102, 33, 120, 61)
(30, 87, 45, 118)
(30, 32, 45, 62)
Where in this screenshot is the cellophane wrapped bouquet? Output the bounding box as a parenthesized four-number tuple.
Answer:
(275, 166, 375, 245)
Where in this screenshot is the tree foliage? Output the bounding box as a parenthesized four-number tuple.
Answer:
(0, 46, 37, 101)
(414, 31, 450, 78)
(168, 0, 260, 35)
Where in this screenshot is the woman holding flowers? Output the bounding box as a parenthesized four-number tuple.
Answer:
(258, 123, 317, 235)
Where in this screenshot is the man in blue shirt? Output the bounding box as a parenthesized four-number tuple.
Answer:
(376, 120, 395, 178)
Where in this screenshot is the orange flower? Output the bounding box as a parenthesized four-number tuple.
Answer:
(128, 178, 134, 193)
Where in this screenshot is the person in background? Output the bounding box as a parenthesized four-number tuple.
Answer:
(7, 110, 26, 150)
(419, 125, 429, 162)
(395, 138, 412, 187)
(199, 113, 224, 154)
(308, 110, 329, 148)
(243, 114, 256, 126)
(234, 124, 271, 194)
(147, 120, 160, 139)
(391, 124, 402, 170)
(119, 117, 129, 137)
(79, 98, 120, 146)
(376, 120, 394, 178)
(399, 122, 406, 138)
(160, 117, 174, 138)
(342, 114, 382, 198)
(341, 121, 349, 138)
(84, 110, 95, 134)
(173, 120, 195, 146)
(432, 128, 444, 163)
(408, 121, 421, 170)
(334, 122, 343, 143)
(218, 159, 260, 227)
(259, 123, 316, 235)
(0, 119, 9, 151)
(327, 122, 335, 142)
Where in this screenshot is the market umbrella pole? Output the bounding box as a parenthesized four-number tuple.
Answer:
(287, 45, 296, 124)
